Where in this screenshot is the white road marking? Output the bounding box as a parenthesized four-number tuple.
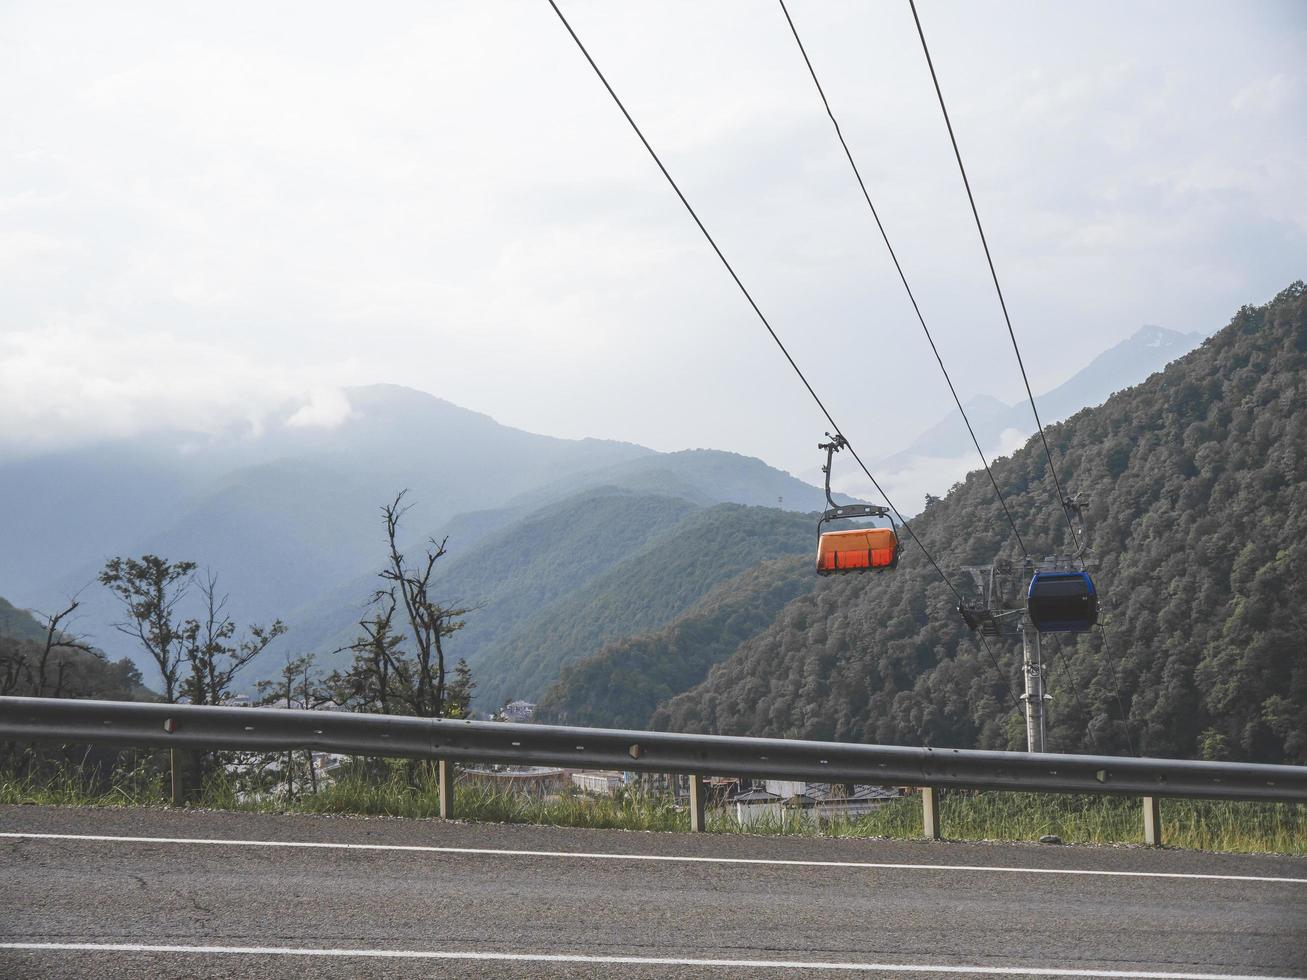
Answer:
(3, 830, 1305, 884)
(0, 942, 1301, 978)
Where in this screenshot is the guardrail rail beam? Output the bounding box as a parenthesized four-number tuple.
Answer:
(3, 698, 1306, 829)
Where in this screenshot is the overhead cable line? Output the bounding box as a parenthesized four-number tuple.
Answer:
(907, 1, 1142, 750)
(544, 0, 1023, 714)
(906, 0, 1079, 549)
(777, 0, 1028, 560)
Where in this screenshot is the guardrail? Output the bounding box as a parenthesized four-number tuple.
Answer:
(3, 696, 1306, 845)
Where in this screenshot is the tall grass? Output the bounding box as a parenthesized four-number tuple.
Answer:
(3, 761, 1304, 855)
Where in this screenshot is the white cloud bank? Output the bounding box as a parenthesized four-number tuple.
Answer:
(0, 320, 356, 451)
(286, 387, 353, 430)
(1, 0, 1303, 474)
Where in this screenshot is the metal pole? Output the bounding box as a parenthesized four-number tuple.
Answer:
(921, 786, 941, 840)
(169, 748, 184, 806)
(688, 774, 706, 832)
(1143, 796, 1162, 846)
(1022, 619, 1046, 753)
(438, 758, 454, 820)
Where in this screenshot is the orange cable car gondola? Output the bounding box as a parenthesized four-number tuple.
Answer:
(815, 434, 899, 576)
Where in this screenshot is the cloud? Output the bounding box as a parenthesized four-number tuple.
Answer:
(286, 387, 353, 430)
(0, 1, 1303, 475)
(0, 320, 356, 453)
(1230, 73, 1295, 114)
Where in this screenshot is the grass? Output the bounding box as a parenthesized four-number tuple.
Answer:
(3, 759, 1304, 855)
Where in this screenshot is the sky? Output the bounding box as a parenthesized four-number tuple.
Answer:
(2, 0, 1305, 488)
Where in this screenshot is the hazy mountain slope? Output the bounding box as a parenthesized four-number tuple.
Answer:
(0, 596, 50, 643)
(515, 449, 845, 513)
(5, 385, 650, 608)
(473, 505, 816, 711)
(266, 500, 539, 659)
(0, 442, 203, 598)
(275, 450, 837, 678)
(3, 384, 652, 671)
(535, 556, 814, 729)
(876, 325, 1203, 469)
(656, 283, 1307, 765)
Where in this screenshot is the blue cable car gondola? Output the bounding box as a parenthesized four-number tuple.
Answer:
(1027, 570, 1098, 633)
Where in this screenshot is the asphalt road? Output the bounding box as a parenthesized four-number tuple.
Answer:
(1, 805, 1305, 979)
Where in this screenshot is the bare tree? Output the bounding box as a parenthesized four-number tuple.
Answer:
(376, 491, 467, 718)
(31, 598, 97, 698)
(257, 652, 329, 799)
(181, 571, 286, 706)
(329, 591, 403, 714)
(0, 637, 30, 697)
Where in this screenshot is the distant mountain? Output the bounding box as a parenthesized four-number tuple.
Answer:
(5, 385, 841, 687)
(655, 283, 1307, 765)
(1, 385, 648, 667)
(864, 325, 1205, 505)
(536, 555, 814, 730)
(515, 449, 849, 514)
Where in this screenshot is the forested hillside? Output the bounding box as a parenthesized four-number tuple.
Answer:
(475, 505, 814, 710)
(535, 556, 813, 729)
(0, 597, 150, 701)
(0, 597, 49, 644)
(656, 283, 1307, 765)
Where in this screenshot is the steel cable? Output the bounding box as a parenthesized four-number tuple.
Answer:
(778, 0, 1029, 560)
(906, 0, 1079, 549)
(545, 0, 1023, 714)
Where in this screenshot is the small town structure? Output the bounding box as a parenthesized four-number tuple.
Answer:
(728, 781, 901, 827)
(499, 701, 536, 723)
(460, 764, 567, 797)
(570, 770, 624, 795)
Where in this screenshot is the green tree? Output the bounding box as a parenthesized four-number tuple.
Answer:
(99, 555, 197, 702)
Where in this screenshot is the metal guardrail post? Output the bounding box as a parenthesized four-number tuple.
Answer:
(1143, 796, 1162, 846)
(438, 759, 454, 820)
(921, 787, 941, 840)
(169, 749, 184, 807)
(689, 774, 706, 832)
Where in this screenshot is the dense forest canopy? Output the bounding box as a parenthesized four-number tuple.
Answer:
(653, 283, 1307, 765)
(535, 556, 813, 729)
(474, 503, 815, 709)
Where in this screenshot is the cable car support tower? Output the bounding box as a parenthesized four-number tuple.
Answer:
(958, 496, 1095, 753)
